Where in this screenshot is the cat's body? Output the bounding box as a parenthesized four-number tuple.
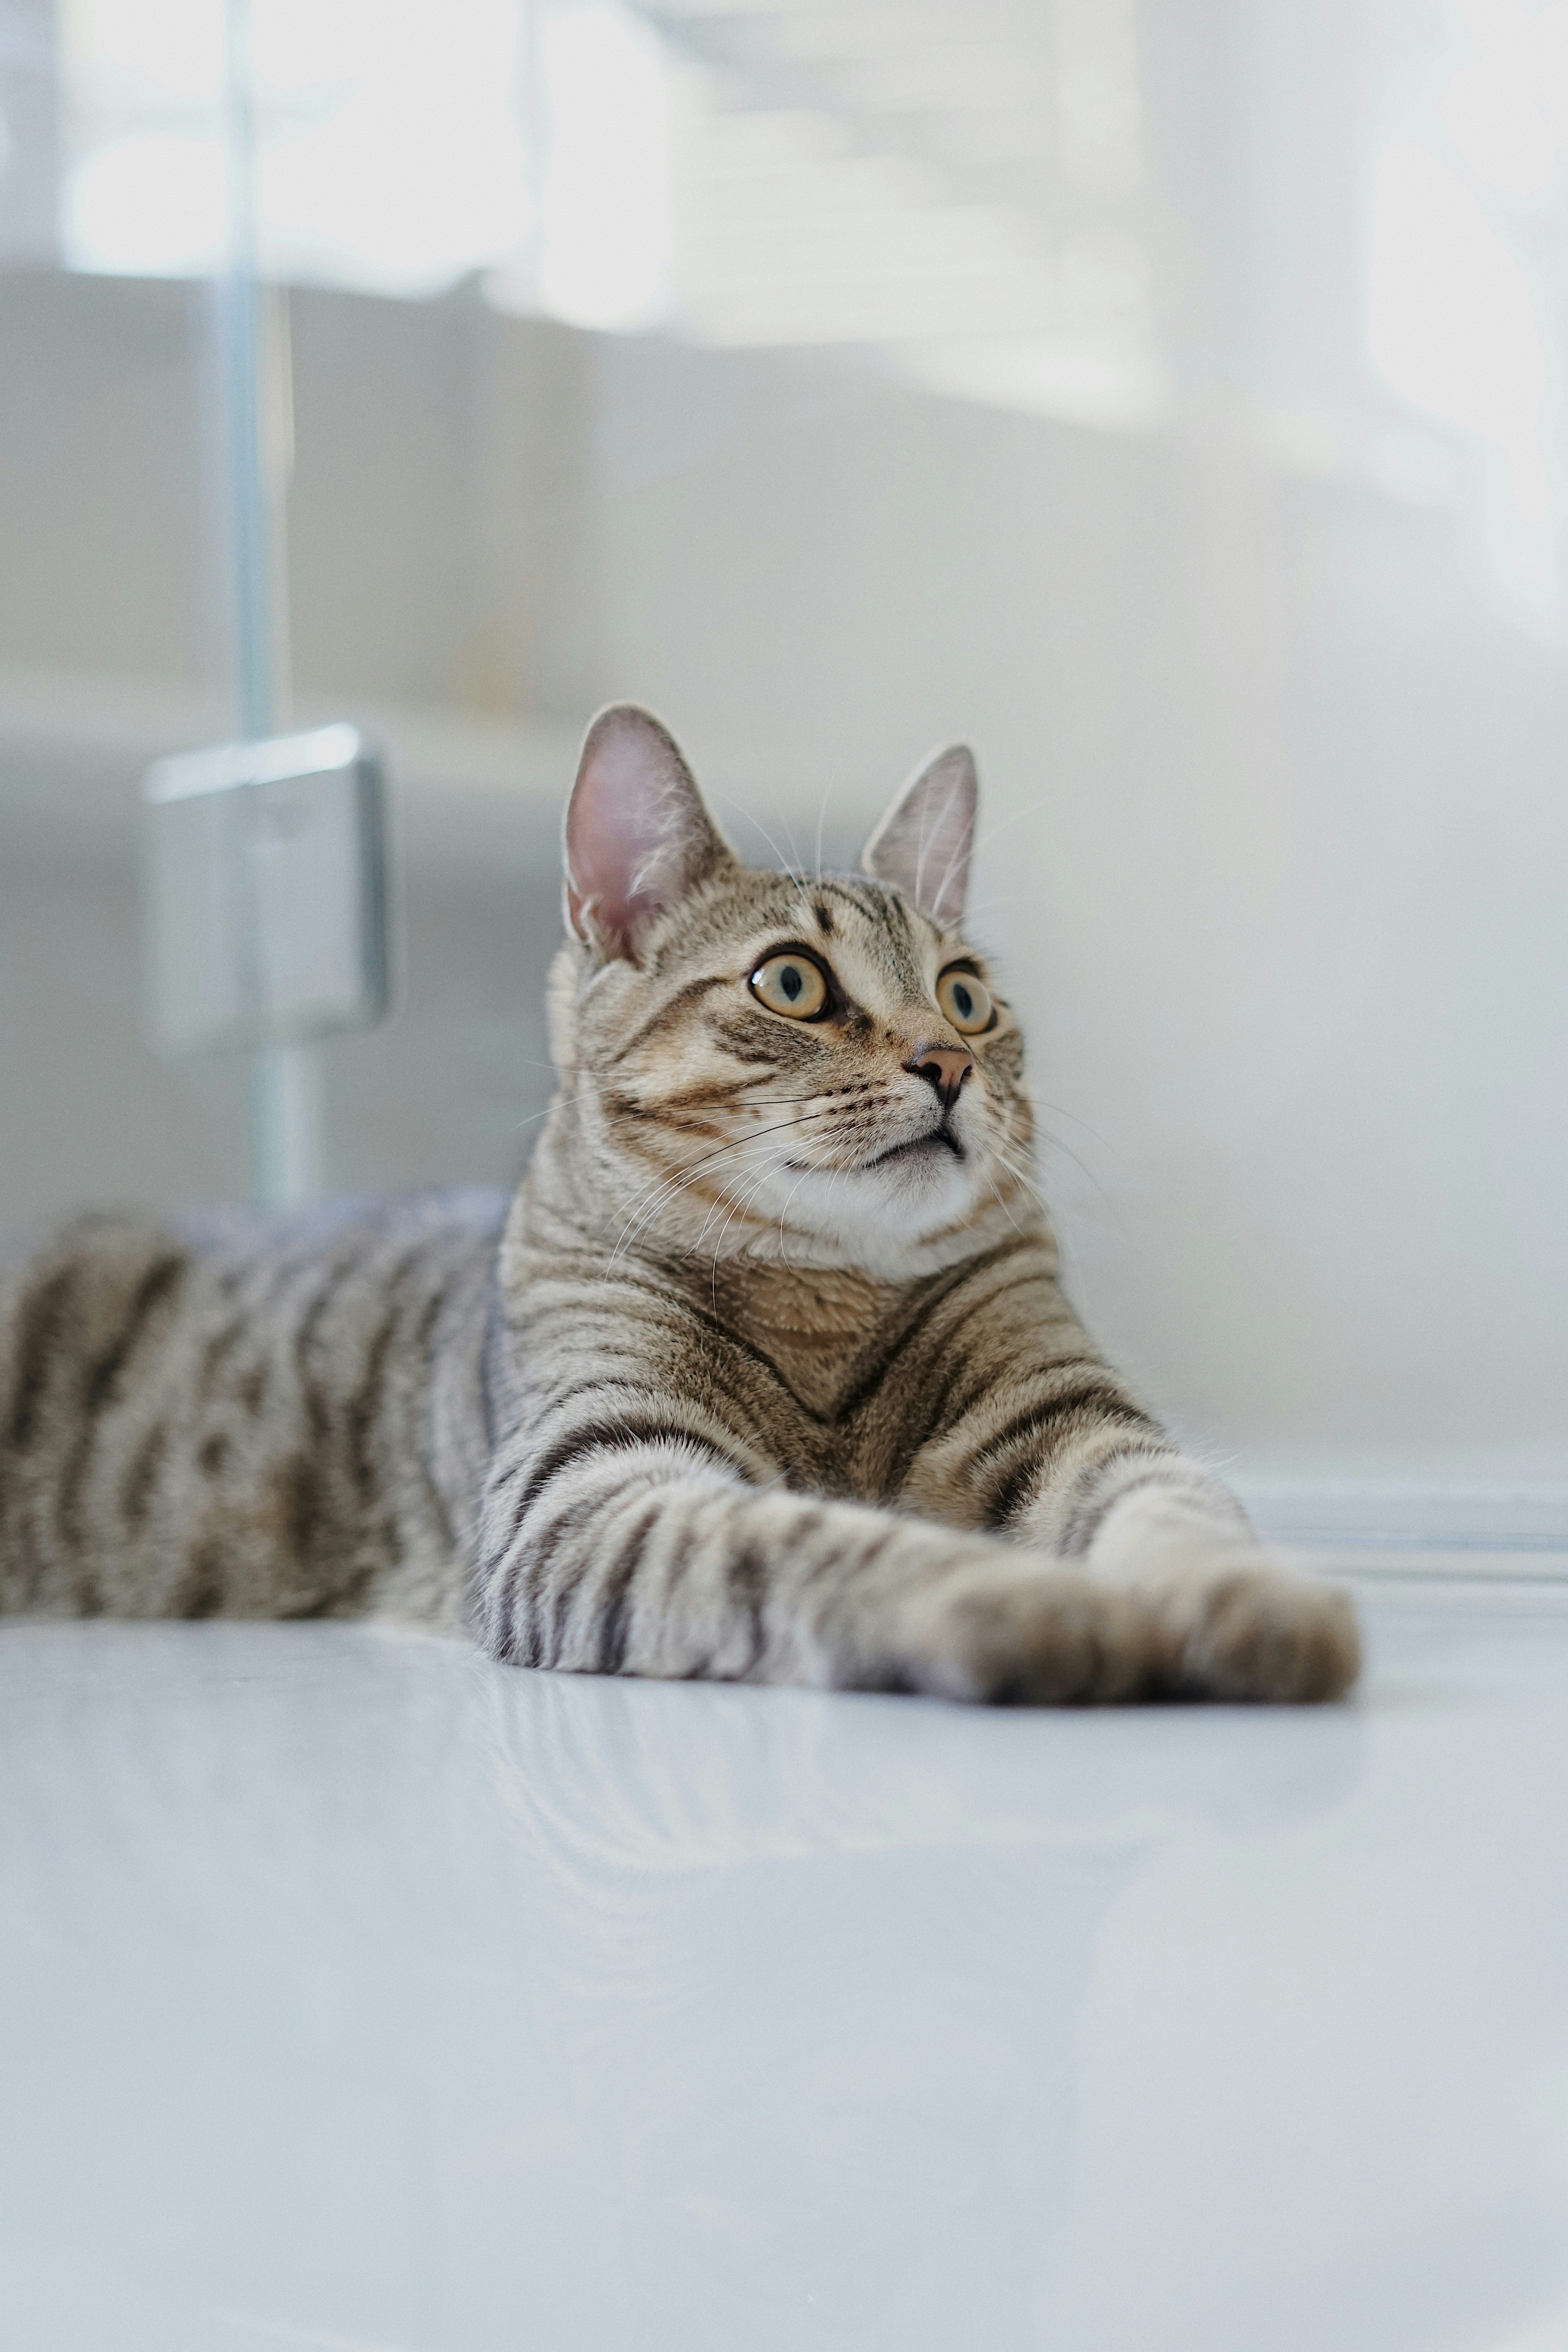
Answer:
(0, 1188, 504, 1631)
(0, 709, 1359, 1704)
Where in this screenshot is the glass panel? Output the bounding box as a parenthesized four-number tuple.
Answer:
(1, 0, 249, 1229)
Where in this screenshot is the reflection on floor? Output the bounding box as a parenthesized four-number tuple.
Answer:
(3, 1574, 1566, 2352)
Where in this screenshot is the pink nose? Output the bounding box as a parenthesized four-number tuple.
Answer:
(906, 1046, 973, 1112)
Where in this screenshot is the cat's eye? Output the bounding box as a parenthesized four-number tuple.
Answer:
(750, 952, 829, 1020)
(936, 967, 994, 1035)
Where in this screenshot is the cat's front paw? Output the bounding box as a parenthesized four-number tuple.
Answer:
(1148, 1564, 1361, 1703)
(1078, 1477, 1361, 1702)
(885, 1561, 1156, 1706)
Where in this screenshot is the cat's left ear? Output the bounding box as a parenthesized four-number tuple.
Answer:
(564, 704, 733, 960)
(860, 744, 978, 925)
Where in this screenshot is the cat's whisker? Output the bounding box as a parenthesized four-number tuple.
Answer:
(659, 1086, 830, 1112)
(820, 1161, 848, 1247)
(604, 1108, 850, 1264)
(1027, 1093, 1124, 1156)
(967, 798, 1054, 860)
(1028, 1127, 1116, 1210)
(812, 780, 831, 884)
(770, 1160, 819, 1268)
(605, 1102, 844, 1221)
(984, 1168, 1035, 1241)
(709, 792, 798, 882)
(506, 1098, 568, 1141)
(690, 1142, 795, 1257)
(986, 1147, 1045, 1208)
(990, 1141, 1048, 1201)
(579, 1090, 835, 1161)
(635, 1098, 879, 1268)
(692, 1147, 792, 1283)
(705, 1160, 788, 1291)
(791, 877, 822, 940)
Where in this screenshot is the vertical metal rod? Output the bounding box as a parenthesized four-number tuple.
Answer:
(222, 0, 272, 744)
(221, 0, 322, 1207)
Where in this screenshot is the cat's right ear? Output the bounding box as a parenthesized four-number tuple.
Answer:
(563, 704, 732, 960)
(860, 743, 978, 924)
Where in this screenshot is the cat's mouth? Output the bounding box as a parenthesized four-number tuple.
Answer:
(780, 1118, 967, 1179)
(851, 1121, 965, 1171)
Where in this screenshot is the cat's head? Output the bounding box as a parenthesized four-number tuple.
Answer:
(544, 705, 1036, 1272)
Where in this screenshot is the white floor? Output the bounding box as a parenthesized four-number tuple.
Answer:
(3, 1579, 1567, 2352)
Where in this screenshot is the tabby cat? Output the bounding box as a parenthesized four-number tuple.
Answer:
(0, 706, 1358, 1704)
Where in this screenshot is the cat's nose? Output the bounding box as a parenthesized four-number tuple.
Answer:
(906, 1046, 973, 1112)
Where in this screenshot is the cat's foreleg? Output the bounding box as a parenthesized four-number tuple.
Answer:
(904, 1375, 1358, 1702)
(1018, 1439, 1359, 1701)
(473, 1437, 1165, 1703)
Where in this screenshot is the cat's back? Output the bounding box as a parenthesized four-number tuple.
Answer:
(0, 1186, 508, 1628)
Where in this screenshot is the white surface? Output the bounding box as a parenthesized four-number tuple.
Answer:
(4, 1583, 1568, 2350)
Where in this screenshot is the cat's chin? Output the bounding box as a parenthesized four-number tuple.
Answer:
(744, 1150, 993, 1262)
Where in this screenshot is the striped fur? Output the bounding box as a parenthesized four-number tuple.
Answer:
(0, 710, 1359, 1704)
(0, 1190, 500, 1629)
